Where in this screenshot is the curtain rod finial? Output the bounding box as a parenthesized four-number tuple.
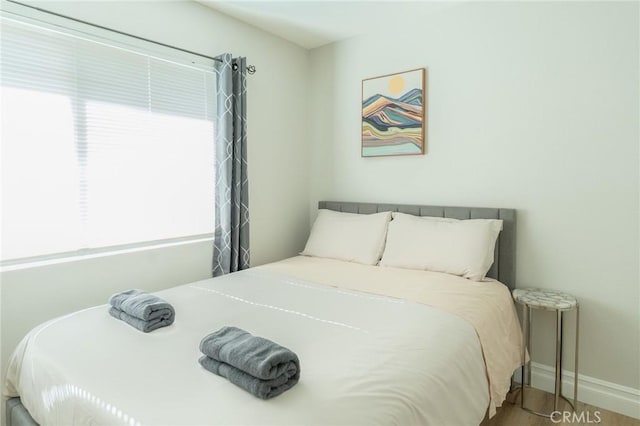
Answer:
(232, 64, 256, 74)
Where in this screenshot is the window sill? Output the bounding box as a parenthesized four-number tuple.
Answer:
(0, 236, 213, 272)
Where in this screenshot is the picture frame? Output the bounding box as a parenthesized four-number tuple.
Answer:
(361, 68, 426, 157)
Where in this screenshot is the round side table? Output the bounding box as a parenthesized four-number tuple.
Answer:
(512, 287, 579, 418)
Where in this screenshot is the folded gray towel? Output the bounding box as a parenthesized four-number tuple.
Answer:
(109, 290, 175, 322)
(109, 307, 174, 333)
(199, 355, 298, 399)
(200, 326, 300, 381)
(108, 289, 175, 332)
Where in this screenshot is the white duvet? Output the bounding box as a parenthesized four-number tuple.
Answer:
(4, 257, 515, 426)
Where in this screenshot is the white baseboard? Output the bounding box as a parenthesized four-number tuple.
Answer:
(515, 362, 640, 419)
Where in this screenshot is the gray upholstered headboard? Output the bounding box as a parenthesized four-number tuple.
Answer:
(318, 201, 517, 289)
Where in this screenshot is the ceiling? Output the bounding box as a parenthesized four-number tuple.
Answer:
(197, 1, 460, 50)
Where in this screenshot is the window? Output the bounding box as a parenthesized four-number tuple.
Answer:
(1, 13, 216, 264)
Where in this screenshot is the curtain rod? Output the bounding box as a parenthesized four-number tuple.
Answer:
(5, 0, 257, 75)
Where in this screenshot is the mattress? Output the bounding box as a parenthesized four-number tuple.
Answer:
(3, 256, 523, 425)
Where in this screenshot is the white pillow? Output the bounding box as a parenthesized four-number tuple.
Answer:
(380, 212, 503, 281)
(301, 209, 392, 265)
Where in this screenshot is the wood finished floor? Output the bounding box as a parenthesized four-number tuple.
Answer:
(481, 388, 639, 426)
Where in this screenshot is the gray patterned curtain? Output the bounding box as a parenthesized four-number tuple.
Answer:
(212, 54, 249, 276)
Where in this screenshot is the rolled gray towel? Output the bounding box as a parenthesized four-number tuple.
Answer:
(199, 356, 298, 399)
(108, 307, 174, 333)
(200, 326, 300, 381)
(109, 290, 175, 322)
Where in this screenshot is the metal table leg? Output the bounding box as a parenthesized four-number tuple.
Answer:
(574, 305, 579, 411)
(555, 310, 563, 411)
(521, 304, 529, 409)
(528, 306, 532, 385)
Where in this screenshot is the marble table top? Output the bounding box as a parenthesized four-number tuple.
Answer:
(512, 287, 578, 311)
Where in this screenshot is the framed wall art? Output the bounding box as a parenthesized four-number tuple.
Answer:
(361, 68, 426, 157)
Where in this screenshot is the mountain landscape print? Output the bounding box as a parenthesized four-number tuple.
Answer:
(362, 68, 426, 157)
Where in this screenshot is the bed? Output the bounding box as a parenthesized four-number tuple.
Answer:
(4, 201, 522, 426)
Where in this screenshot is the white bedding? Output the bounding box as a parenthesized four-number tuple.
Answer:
(4, 257, 508, 426)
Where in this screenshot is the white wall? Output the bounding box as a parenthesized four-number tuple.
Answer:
(309, 0, 639, 396)
(1, 0, 310, 392)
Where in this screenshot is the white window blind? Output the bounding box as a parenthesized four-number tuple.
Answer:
(1, 15, 216, 263)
